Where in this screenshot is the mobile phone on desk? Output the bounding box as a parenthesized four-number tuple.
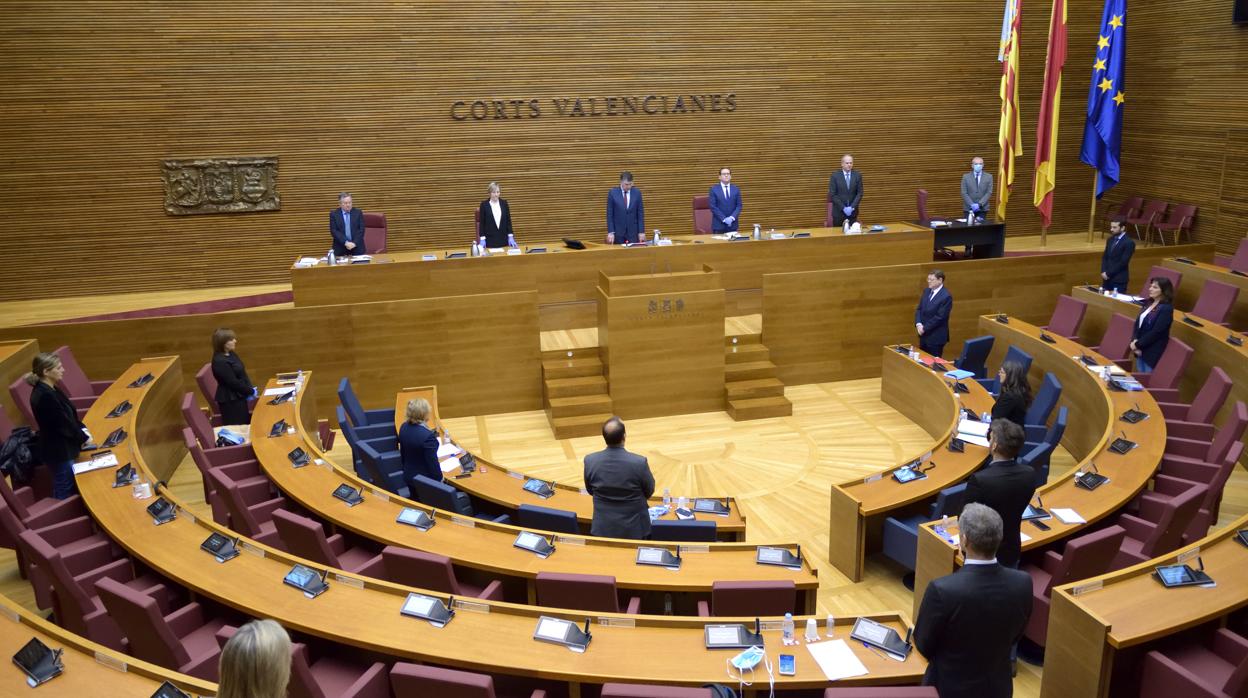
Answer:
(1030, 519, 1051, 531)
(779, 654, 795, 676)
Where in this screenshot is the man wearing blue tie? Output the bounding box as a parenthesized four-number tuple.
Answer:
(328, 192, 365, 256)
(606, 171, 645, 245)
(916, 270, 953, 358)
(708, 166, 742, 233)
(1100, 220, 1135, 293)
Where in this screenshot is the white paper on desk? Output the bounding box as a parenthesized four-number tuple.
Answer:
(440, 457, 461, 473)
(263, 387, 294, 396)
(437, 442, 464, 458)
(1051, 507, 1086, 524)
(806, 639, 869, 681)
(1020, 531, 1032, 543)
(929, 220, 948, 227)
(73, 456, 116, 475)
(957, 419, 989, 437)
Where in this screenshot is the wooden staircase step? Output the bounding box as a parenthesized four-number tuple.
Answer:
(545, 375, 608, 398)
(724, 334, 763, 346)
(551, 412, 614, 439)
(724, 343, 770, 364)
(727, 396, 793, 421)
(548, 394, 613, 418)
(542, 356, 604, 379)
(541, 347, 600, 361)
(724, 360, 776, 381)
(725, 377, 786, 400)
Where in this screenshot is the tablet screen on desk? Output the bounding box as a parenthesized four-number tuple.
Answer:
(893, 467, 923, 483)
(1157, 565, 1195, 586)
(535, 617, 571, 642)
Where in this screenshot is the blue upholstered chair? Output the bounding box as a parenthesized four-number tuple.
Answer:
(1019, 440, 1055, 489)
(338, 377, 396, 432)
(954, 335, 995, 379)
(358, 441, 407, 497)
(881, 483, 968, 573)
(1022, 406, 1067, 487)
(977, 345, 1034, 395)
(409, 474, 509, 524)
(650, 520, 717, 542)
(1023, 372, 1063, 442)
(517, 503, 580, 535)
(337, 406, 396, 483)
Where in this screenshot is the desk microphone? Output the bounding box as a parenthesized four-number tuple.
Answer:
(1034, 494, 1043, 509)
(1197, 556, 1205, 572)
(583, 617, 593, 641)
(903, 627, 913, 647)
(795, 544, 801, 562)
(675, 545, 682, 562)
(1087, 463, 1100, 474)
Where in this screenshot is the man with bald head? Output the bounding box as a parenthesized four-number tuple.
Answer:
(583, 417, 656, 539)
(828, 154, 863, 226)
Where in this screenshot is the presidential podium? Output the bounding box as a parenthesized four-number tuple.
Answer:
(597, 265, 725, 418)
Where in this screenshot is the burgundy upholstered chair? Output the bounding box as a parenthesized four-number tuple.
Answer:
(1, 498, 115, 609)
(378, 547, 504, 600)
(1142, 441, 1243, 544)
(288, 641, 391, 698)
(1020, 525, 1126, 647)
(696, 580, 797, 617)
(1126, 199, 1168, 242)
(1156, 367, 1233, 442)
(181, 392, 254, 462)
(1092, 312, 1135, 368)
(53, 345, 110, 416)
(1133, 338, 1193, 390)
(824, 689, 940, 698)
(362, 211, 387, 253)
(692, 195, 712, 234)
(602, 685, 712, 697)
(1103, 195, 1143, 232)
(1152, 203, 1197, 246)
(205, 467, 287, 548)
(183, 427, 262, 527)
(0, 403, 12, 442)
(1111, 481, 1207, 569)
(271, 509, 383, 575)
(0, 466, 87, 535)
(1161, 401, 1248, 489)
(1139, 628, 1248, 698)
(534, 572, 641, 614)
(17, 528, 171, 651)
(1140, 265, 1183, 297)
(1043, 295, 1088, 341)
(390, 662, 547, 698)
(195, 362, 223, 423)
(95, 576, 228, 682)
(916, 188, 929, 225)
(8, 376, 38, 428)
(1190, 280, 1240, 326)
(1228, 238, 1248, 274)
(318, 419, 336, 450)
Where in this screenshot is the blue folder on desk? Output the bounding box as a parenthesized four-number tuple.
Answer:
(944, 369, 975, 380)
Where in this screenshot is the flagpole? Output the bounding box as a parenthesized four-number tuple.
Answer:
(1087, 169, 1098, 242)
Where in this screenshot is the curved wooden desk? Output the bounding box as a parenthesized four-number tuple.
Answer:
(827, 346, 995, 581)
(0, 591, 216, 695)
(73, 357, 923, 693)
(254, 373, 818, 610)
(1162, 257, 1248, 330)
(392, 387, 748, 540)
(1041, 513, 1248, 698)
(912, 315, 1165, 616)
(0, 338, 38, 426)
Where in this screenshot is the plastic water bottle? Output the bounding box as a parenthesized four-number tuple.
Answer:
(843, 218, 850, 234)
(782, 613, 795, 643)
(805, 618, 819, 642)
(753, 223, 761, 240)
(662, 488, 671, 507)
(327, 249, 336, 266)
(826, 613, 836, 638)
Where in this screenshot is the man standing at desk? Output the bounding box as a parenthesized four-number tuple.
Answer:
(584, 417, 655, 539)
(828, 154, 863, 226)
(329, 192, 365, 256)
(915, 270, 953, 358)
(961, 156, 993, 219)
(606, 172, 645, 244)
(709, 166, 742, 233)
(1100, 220, 1135, 292)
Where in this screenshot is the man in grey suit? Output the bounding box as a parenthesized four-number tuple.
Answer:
(827, 154, 863, 226)
(583, 417, 656, 539)
(960, 157, 993, 219)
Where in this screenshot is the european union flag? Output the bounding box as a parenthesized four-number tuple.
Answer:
(1080, 0, 1127, 198)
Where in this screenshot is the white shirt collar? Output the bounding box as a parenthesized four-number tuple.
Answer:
(929, 284, 943, 298)
(964, 558, 998, 566)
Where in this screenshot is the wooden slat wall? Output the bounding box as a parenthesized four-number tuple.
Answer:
(761, 243, 1214, 385)
(1218, 130, 1248, 251)
(1098, 2, 1248, 253)
(0, 292, 542, 421)
(1, 1, 1103, 302)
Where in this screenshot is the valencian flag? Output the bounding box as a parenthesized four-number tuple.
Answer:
(997, 0, 1023, 220)
(1080, 0, 1126, 197)
(1033, 0, 1067, 228)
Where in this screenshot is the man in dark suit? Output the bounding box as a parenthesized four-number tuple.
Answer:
(329, 192, 366, 256)
(964, 419, 1035, 569)
(915, 502, 1032, 698)
(583, 417, 656, 539)
(827, 154, 863, 226)
(708, 166, 742, 233)
(915, 269, 953, 358)
(606, 172, 645, 244)
(1100, 220, 1135, 292)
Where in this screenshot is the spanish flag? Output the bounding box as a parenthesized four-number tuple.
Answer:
(1034, 0, 1067, 228)
(997, 0, 1023, 220)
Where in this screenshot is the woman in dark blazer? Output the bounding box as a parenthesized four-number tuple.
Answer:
(211, 327, 255, 426)
(27, 352, 89, 499)
(1130, 277, 1175, 374)
(991, 360, 1031, 426)
(477, 181, 515, 248)
(398, 397, 442, 484)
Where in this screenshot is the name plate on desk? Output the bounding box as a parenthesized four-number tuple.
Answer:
(506, 248, 522, 255)
(421, 254, 437, 261)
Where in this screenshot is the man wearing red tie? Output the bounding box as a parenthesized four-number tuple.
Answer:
(915, 270, 953, 358)
(708, 166, 742, 233)
(606, 172, 645, 244)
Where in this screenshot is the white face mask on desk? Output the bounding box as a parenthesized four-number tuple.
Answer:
(727, 645, 774, 696)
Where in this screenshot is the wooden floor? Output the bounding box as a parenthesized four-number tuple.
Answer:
(3, 228, 1241, 696)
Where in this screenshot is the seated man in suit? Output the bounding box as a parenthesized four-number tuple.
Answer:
(478, 181, 516, 248)
(329, 192, 365, 257)
(964, 419, 1035, 570)
(915, 502, 1032, 698)
(606, 171, 645, 244)
(583, 417, 655, 539)
(961, 156, 993, 220)
(708, 166, 742, 233)
(915, 269, 953, 358)
(398, 398, 442, 484)
(828, 154, 863, 226)
(1100, 220, 1135, 293)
